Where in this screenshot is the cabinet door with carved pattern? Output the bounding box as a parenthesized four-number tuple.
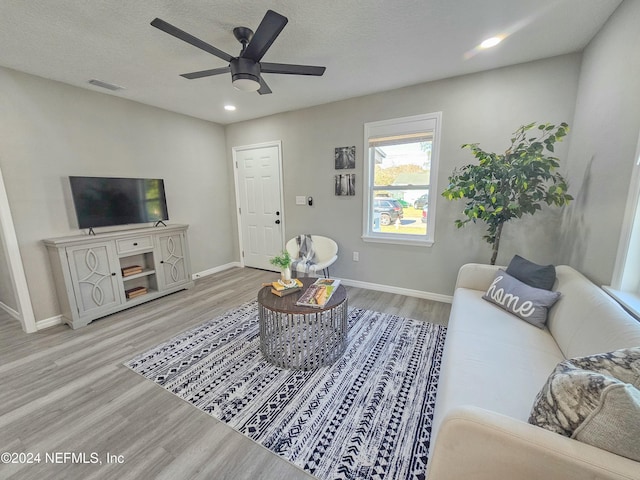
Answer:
(156, 232, 190, 290)
(66, 242, 123, 317)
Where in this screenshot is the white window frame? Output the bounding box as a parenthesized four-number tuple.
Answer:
(604, 128, 640, 319)
(362, 112, 442, 246)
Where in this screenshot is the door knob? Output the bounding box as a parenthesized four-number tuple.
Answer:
(275, 219, 281, 224)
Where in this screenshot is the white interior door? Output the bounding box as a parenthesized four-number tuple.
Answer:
(233, 142, 284, 271)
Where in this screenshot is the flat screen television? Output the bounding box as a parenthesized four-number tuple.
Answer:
(69, 176, 169, 229)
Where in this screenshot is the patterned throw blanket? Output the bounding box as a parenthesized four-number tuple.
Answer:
(291, 234, 316, 274)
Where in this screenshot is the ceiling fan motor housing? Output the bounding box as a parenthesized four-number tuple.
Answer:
(230, 57, 260, 84)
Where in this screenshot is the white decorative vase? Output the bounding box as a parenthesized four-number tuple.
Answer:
(281, 267, 292, 282)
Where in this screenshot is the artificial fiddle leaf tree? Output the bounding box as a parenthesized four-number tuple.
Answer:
(442, 122, 573, 265)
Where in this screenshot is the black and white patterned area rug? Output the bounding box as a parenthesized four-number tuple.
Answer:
(125, 301, 447, 480)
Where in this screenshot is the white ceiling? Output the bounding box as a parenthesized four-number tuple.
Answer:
(0, 0, 622, 125)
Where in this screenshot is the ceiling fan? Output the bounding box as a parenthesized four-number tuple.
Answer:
(150, 10, 326, 95)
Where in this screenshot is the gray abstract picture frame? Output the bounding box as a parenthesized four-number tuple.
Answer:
(335, 173, 355, 196)
(335, 146, 356, 169)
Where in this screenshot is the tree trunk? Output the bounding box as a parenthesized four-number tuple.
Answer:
(490, 223, 504, 265)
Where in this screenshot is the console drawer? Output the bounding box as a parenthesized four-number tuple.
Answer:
(116, 235, 153, 254)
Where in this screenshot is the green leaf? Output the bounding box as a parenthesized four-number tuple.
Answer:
(445, 120, 571, 250)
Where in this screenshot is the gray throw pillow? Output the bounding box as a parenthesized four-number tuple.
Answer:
(482, 270, 561, 328)
(529, 347, 640, 462)
(506, 254, 556, 290)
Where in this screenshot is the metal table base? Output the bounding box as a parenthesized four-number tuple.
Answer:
(258, 278, 348, 370)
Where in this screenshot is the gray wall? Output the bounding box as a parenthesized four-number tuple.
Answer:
(0, 66, 235, 322)
(226, 54, 581, 296)
(559, 0, 640, 285)
(4, 0, 635, 324)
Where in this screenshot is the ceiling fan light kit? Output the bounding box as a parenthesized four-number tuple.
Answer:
(151, 10, 326, 95)
(230, 58, 261, 91)
(233, 78, 260, 92)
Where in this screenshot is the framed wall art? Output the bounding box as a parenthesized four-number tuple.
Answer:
(335, 173, 355, 196)
(335, 146, 356, 169)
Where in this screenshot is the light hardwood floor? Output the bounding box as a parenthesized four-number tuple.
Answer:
(0, 267, 451, 480)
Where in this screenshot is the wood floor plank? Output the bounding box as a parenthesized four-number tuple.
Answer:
(0, 267, 450, 480)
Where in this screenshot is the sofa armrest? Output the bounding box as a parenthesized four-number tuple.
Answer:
(454, 263, 503, 291)
(427, 406, 639, 480)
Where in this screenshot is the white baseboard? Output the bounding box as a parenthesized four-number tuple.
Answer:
(33, 263, 241, 331)
(1, 300, 63, 331)
(192, 262, 242, 280)
(31, 267, 449, 332)
(191, 264, 451, 303)
(0, 301, 21, 321)
(338, 277, 453, 304)
(36, 315, 64, 330)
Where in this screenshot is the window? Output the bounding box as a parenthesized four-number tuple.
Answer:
(362, 112, 441, 246)
(605, 128, 640, 319)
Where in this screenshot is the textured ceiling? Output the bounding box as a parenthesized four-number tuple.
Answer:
(0, 0, 622, 124)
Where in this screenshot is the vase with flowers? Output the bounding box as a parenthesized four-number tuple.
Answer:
(270, 250, 292, 282)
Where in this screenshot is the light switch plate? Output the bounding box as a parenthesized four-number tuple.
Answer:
(296, 196, 306, 205)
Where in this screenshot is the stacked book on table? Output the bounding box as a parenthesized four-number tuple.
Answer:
(269, 278, 304, 297)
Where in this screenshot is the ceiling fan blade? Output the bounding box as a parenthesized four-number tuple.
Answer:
(181, 67, 231, 79)
(241, 10, 288, 62)
(151, 18, 233, 63)
(257, 77, 272, 95)
(260, 62, 326, 76)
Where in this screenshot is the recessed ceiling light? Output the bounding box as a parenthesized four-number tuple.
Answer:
(224, 105, 236, 111)
(480, 36, 503, 49)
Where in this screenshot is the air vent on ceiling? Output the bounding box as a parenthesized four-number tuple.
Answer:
(88, 79, 124, 91)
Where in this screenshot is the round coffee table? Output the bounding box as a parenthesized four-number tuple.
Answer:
(257, 277, 348, 370)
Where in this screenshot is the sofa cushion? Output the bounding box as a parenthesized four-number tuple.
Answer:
(482, 270, 561, 328)
(547, 266, 640, 359)
(529, 347, 640, 461)
(429, 287, 566, 453)
(506, 255, 556, 290)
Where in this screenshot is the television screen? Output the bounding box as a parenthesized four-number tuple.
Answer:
(69, 176, 169, 229)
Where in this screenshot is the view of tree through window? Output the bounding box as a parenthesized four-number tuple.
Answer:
(369, 136, 431, 236)
(363, 112, 441, 245)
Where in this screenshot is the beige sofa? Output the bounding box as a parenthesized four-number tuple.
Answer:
(426, 263, 640, 480)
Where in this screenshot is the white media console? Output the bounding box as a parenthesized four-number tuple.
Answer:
(44, 224, 194, 329)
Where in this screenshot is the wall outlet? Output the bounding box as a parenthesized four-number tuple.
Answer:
(353, 251, 359, 262)
(296, 196, 306, 205)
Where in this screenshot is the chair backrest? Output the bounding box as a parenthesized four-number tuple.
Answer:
(286, 235, 338, 262)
